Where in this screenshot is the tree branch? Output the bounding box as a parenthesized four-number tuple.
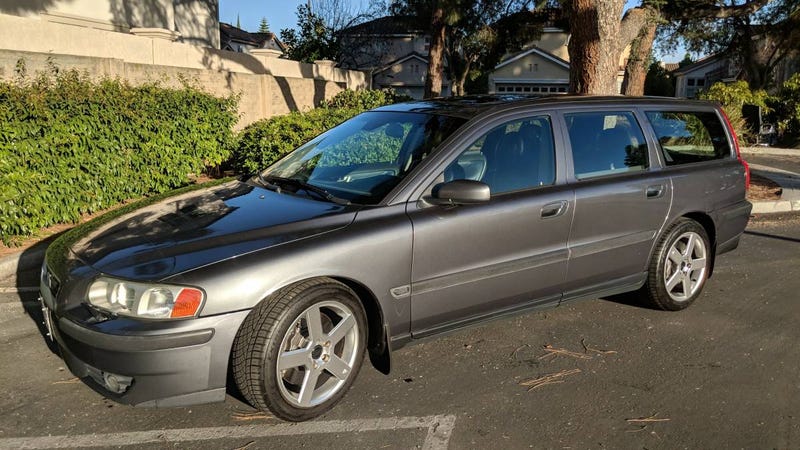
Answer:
(672, 0, 769, 20)
(619, 7, 654, 50)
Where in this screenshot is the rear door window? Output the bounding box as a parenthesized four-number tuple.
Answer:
(645, 111, 731, 165)
(564, 111, 649, 180)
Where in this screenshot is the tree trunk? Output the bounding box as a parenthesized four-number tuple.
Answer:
(453, 59, 472, 96)
(425, 6, 446, 98)
(566, 0, 602, 94)
(622, 21, 657, 96)
(566, 1, 649, 95)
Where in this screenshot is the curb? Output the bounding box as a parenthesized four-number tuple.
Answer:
(749, 163, 800, 214)
(740, 146, 800, 156)
(0, 245, 47, 280)
(751, 200, 800, 214)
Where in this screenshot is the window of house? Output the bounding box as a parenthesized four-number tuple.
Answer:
(497, 86, 507, 92)
(645, 111, 731, 165)
(442, 116, 556, 195)
(687, 79, 696, 86)
(565, 111, 649, 179)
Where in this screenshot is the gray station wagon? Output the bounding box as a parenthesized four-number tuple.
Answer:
(39, 95, 752, 421)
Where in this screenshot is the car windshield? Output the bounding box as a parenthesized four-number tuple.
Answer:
(259, 111, 467, 205)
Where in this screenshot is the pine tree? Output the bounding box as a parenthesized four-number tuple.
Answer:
(258, 17, 270, 33)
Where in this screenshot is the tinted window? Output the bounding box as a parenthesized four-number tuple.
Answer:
(443, 116, 556, 195)
(565, 112, 649, 179)
(645, 111, 731, 165)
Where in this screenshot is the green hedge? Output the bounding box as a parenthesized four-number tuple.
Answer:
(0, 66, 238, 243)
(233, 88, 410, 173)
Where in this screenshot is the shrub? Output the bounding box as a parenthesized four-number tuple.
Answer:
(233, 107, 360, 174)
(318, 87, 412, 110)
(769, 73, 800, 146)
(233, 88, 411, 173)
(698, 80, 770, 144)
(0, 64, 238, 243)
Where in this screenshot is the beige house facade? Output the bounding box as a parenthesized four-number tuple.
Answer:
(339, 16, 449, 99)
(488, 27, 628, 94)
(489, 43, 571, 94)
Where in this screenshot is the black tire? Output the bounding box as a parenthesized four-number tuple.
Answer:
(639, 218, 711, 311)
(231, 278, 367, 421)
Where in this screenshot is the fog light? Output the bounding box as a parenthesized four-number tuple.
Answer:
(102, 372, 133, 394)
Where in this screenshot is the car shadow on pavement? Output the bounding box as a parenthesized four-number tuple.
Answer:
(744, 230, 800, 243)
(16, 233, 64, 356)
(599, 291, 653, 309)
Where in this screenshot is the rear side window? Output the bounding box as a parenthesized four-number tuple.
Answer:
(645, 111, 731, 165)
(565, 111, 649, 179)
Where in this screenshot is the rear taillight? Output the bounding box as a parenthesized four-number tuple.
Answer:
(720, 108, 750, 190)
(740, 158, 751, 190)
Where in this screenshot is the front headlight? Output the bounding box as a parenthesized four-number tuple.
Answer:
(87, 277, 204, 319)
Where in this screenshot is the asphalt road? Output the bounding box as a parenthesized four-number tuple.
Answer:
(1, 213, 799, 449)
(746, 153, 800, 175)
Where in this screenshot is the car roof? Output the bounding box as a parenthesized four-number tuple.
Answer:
(372, 94, 719, 119)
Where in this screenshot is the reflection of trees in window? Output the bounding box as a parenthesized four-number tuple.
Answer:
(646, 111, 730, 165)
(320, 125, 405, 167)
(624, 143, 648, 168)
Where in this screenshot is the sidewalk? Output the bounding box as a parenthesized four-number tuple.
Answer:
(741, 146, 800, 214)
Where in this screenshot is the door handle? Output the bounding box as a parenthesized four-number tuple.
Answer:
(541, 200, 568, 218)
(646, 184, 665, 199)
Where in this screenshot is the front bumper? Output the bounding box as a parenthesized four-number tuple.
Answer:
(46, 302, 249, 407)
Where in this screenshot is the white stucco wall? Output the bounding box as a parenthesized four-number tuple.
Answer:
(0, 0, 219, 48)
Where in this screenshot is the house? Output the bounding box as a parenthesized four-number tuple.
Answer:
(490, 46, 571, 94)
(220, 22, 285, 55)
(338, 16, 450, 99)
(0, 0, 220, 48)
(488, 8, 628, 94)
(672, 54, 737, 98)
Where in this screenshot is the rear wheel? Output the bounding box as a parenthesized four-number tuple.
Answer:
(232, 278, 366, 421)
(640, 218, 711, 310)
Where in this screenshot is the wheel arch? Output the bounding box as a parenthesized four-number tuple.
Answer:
(329, 276, 392, 375)
(665, 211, 717, 277)
(682, 212, 717, 276)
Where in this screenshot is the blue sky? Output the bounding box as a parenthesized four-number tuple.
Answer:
(219, 0, 685, 62)
(220, 1, 306, 33)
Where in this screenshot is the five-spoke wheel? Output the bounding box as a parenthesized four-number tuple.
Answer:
(232, 278, 366, 421)
(640, 218, 711, 310)
(276, 301, 360, 408)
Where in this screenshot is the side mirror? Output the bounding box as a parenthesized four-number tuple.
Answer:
(427, 180, 490, 206)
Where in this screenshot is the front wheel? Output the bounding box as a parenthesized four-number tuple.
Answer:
(231, 278, 367, 421)
(640, 219, 711, 310)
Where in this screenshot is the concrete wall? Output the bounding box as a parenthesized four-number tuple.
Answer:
(0, 0, 219, 48)
(0, 13, 368, 128)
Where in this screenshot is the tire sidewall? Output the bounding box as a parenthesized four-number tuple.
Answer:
(258, 282, 367, 421)
(651, 220, 711, 310)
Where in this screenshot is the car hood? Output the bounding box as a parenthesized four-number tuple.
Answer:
(50, 180, 358, 281)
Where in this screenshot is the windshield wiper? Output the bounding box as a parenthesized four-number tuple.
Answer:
(261, 175, 351, 205)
